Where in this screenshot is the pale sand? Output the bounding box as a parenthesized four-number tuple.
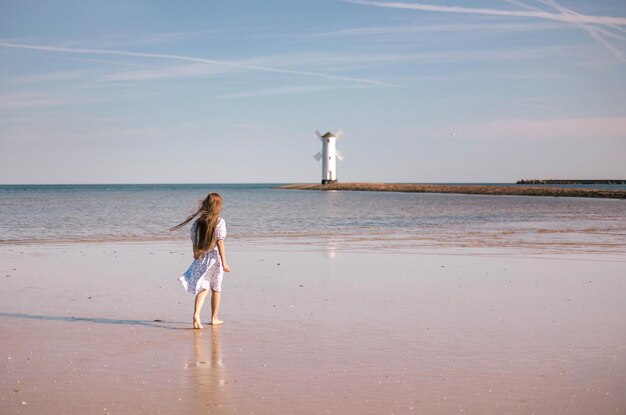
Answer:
(1, 242, 625, 414)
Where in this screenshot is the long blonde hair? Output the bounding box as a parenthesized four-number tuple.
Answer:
(170, 193, 223, 259)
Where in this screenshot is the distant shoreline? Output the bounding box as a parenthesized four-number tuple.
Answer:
(517, 179, 626, 185)
(278, 183, 626, 199)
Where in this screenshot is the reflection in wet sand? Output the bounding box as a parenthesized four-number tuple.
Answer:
(189, 327, 229, 413)
(323, 240, 337, 259)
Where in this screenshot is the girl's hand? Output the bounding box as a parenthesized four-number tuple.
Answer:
(223, 263, 231, 273)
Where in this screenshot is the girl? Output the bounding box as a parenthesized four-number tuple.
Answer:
(171, 193, 231, 328)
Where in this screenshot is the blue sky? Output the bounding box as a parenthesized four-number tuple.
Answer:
(1, 0, 625, 184)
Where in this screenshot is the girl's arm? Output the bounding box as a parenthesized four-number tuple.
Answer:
(217, 240, 231, 272)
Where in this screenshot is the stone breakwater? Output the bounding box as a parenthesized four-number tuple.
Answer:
(517, 179, 626, 185)
(278, 183, 626, 199)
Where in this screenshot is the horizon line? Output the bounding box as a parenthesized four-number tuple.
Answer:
(2, 180, 624, 186)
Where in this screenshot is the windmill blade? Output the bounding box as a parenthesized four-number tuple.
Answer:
(314, 130, 322, 140)
(313, 151, 322, 161)
(336, 150, 345, 161)
(335, 129, 344, 139)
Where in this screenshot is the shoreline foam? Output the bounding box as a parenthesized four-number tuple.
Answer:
(278, 182, 626, 199)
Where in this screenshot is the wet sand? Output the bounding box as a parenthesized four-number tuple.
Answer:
(279, 183, 626, 199)
(1, 242, 625, 414)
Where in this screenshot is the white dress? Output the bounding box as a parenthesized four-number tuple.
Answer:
(179, 218, 227, 294)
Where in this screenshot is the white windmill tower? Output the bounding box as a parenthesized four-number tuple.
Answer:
(314, 130, 345, 184)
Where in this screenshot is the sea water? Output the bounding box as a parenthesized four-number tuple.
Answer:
(1, 184, 625, 254)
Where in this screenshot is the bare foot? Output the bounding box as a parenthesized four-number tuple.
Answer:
(193, 318, 204, 329)
(210, 319, 224, 325)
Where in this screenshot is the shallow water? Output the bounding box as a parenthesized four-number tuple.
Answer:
(1, 184, 625, 254)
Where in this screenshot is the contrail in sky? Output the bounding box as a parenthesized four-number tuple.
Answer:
(0, 41, 400, 88)
(346, 0, 626, 26)
(536, 0, 626, 61)
(502, 0, 626, 61)
(347, 0, 626, 62)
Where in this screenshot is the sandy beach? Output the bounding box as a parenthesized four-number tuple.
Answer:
(1, 241, 625, 414)
(3, 0, 626, 413)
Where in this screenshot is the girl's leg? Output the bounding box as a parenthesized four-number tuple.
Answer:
(193, 289, 209, 329)
(210, 289, 223, 325)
